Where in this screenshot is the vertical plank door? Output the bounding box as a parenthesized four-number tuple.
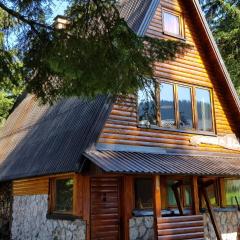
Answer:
(90, 177, 122, 240)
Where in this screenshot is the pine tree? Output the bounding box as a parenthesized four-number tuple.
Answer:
(0, 0, 189, 104)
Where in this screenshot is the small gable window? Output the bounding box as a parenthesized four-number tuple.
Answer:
(163, 9, 183, 38)
(49, 177, 74, 214)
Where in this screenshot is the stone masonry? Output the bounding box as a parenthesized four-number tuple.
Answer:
(10, 194, 240, 240)
(129, 217, 154, 240)
(11, 195, 86, 240)
(204, 211, 240, 240)
(130, 211, 240, 240)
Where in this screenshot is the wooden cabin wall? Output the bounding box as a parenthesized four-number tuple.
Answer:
(98, 0, 240, 154)
(13, 177, 49, 196)
(13, 173, 84, 217)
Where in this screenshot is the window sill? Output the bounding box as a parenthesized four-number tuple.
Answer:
(132, 209, 154, 217)
(200, 207, 239, 213)
(46, 213, 82, 221)
(138, 124, 216, 137)
(162, 31, 186, 41)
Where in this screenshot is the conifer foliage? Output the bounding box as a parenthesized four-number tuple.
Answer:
(0, 0, 188, 103)
(200, 0, 240, 94)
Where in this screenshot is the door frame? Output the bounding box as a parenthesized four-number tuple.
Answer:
(89, 175, 124, 240)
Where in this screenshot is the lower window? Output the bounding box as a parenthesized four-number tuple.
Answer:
(224, 179, 240, 206)
(50, 177, 74, 214)
(167, 178, 192, 209)
(134, 178, 153, 210)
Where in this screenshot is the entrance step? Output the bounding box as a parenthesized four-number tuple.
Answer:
(157, 215, 204, 240)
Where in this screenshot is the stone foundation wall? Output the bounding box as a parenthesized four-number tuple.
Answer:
(204, 211, 240, 240)
(129, 217, 154, 240)
(129, 211, 240, 240)
(11, 195, 86, 240)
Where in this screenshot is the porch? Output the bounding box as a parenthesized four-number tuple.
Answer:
(84, 149, 240, 240)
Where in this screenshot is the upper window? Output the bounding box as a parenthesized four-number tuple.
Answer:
(224, 179, 240, 206)
(163, 9, 183, 38)
(138, 81, 214, 133)
(135, 178, 153, 210)
(160, 83, 176, 128)
(138, 82, 157, 127)
(50, 177, 74, 214)
(196, 88, 213, 132)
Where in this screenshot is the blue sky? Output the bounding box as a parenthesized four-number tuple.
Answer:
(50, 0, 69, 21)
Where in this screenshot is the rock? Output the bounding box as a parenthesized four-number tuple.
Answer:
(11, 195, 86, 240)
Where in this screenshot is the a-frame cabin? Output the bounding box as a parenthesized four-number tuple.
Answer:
(0, 0, 240, 240)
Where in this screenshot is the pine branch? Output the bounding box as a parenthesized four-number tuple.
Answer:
(0, 2, 52, 34)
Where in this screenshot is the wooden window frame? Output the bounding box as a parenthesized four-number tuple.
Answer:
(200, 177, 220, 209)
(133, 176, 154, 210)
(162, 7, 185, 40)
(165, 176, 193, 209)
(221, 177, 240, 208)
(48, 174, 76, 216)
(137, 80, 216, 135)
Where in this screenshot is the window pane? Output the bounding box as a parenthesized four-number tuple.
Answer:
(178, 86, 193, 129)
(184, 186, 192, 207)
(160, 83, 176, 128)
(225, 179, 240, 206)
(135, 178, 153, 209)
(201, 184, 218, 207)
(196, 88, 213, 131)
(167, 180, 177, 206)
(163, 12, 180, 35)
(55, 178, 73, 212)
(138, 81, 157, 126)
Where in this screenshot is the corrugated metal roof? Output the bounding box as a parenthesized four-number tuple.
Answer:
(119, 0, 153, 33)
(0, 95, 112, 181)
(84, 150, 240, 176)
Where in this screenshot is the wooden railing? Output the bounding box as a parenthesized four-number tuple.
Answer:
(157, 215, 204, 240)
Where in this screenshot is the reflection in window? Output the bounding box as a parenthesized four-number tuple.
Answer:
(135, 178, 153, 209)
(184, 186, 192, 207)
(167, 179, 192, 208)
(201, 183, 218, 207)
(55, 178, 74, 213)
(138, 82, 156, 126)
(160, 83, 176, 128)
(167, 180, 178, 206)
(178, 86, 193, 129)
(163, 11, 180, 36)
(196, 88, 213, 131)
(224, 179, 240, 206)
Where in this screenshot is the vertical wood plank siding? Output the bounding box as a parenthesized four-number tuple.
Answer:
(98, 0, 240, 153)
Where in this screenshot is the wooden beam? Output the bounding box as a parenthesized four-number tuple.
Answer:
(82, 176, 91, 240)
(201, 186, 223, 240)
(123, 175, 134, 240)
(154, 175, 161, 218)
(172, 181, 184, 216)
(191, 176, 200, 215)
(74, 174, 83, 216)
(219, 178, 226, 208)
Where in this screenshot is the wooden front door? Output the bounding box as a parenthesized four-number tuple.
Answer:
(90, 177, 122, 240)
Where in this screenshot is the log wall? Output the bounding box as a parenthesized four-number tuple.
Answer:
(98, 0, 240, 154)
